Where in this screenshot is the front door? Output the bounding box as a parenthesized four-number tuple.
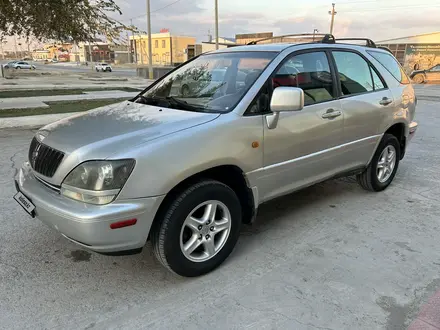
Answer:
(256, 51, 345, 202)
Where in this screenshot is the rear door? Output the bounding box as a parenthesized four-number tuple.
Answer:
(331, 50, 393, 168)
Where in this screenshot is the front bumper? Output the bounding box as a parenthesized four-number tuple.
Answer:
(16, 161, 165, 254)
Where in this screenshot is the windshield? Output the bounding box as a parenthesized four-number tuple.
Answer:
(139, 51, 277, 113)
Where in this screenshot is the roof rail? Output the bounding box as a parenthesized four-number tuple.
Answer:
(246, 33, 330, 45)
(377, 45, 393, 54)
(321, 34, 336, 44)
(243, 33, 377, 49)
(335, 38, 376, 48)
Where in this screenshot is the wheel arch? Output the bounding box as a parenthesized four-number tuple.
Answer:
(149, 164, 256, 240)
(384, 122, 406, 160)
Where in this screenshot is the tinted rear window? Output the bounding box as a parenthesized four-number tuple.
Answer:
(367, 50, 410, 84)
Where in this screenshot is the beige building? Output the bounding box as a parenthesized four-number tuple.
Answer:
(32, 49, 50, 60)
(377, 32, 440, 72)
(130, 32, 196, 66)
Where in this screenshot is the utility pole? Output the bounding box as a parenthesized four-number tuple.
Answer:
(13, 36, 18, 58)
(215, 0, 219, 49)
(146, 0, 154, 79)
(0, 40, 6, 60)
(126, 31, 131, 63)
(313, 28, 319, 41)
(130, 19, 136, 64)
(328, 3, 337, 35)
(88, 42, 93, 70)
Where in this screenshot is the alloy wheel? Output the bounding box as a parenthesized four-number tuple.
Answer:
(377, 145, 397, 183)
(179, 200, 231, 262)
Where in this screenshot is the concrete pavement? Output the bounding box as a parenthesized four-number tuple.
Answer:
(0, 90, 139, 110)
(0, 89, 440, 328)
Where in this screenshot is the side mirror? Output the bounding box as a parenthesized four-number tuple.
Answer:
(270, 87, 304, 112)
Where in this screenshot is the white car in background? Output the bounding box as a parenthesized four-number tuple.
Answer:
(95, 62, 112, 72)
(11, 61, 36, 70)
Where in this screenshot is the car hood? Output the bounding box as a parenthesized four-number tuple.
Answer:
(38, 101, 220, 158)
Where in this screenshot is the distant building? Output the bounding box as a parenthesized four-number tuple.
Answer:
(130, 32, 196, 66)
(32, 49, 50, 61)
(78, 41, 115, 63)
(184, 37, 237, 61)
(235, 32, 273, 45)
(377, 32, 440, 73)
(43, 43, 73, 61)
(113, 44, 131, 64)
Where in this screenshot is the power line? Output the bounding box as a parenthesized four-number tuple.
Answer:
(152, 0, 183, 13)
(123, 0, 184, 23)
(342, 4, 440, 13)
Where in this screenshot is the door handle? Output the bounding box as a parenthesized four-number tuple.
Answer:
(379, 97, 393, 106)
(322, 109, 342, 119)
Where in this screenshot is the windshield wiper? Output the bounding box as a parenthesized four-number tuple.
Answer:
(136, 95, 216, 113)
(135, 95, 159, 105)
(165, 96, 203, 112)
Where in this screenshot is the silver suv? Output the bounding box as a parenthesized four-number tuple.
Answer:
(15, 35, 418, 277)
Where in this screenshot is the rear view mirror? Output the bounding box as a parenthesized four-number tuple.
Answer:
(270, 87, 304, 112)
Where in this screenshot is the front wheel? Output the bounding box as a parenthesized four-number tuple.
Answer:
(151, 180, 242, 277)
(16, 67, 21, 70)
(357, 134, 400, 192)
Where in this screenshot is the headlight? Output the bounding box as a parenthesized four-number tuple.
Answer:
(61, 159, 135, 205)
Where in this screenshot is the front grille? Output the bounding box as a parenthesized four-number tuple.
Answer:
(28, 137, 65, 177)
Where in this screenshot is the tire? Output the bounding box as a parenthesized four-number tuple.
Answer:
(151, 180, 242, 277)
(357, 134, 400, 192)
(413, 74, 425, 84)
(16, 67, 21, 70)
(181, 85, 190, 97)
(96, 68, 99, 72)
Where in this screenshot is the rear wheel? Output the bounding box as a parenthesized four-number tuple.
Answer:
(151, 180, 242, 277)
(357, 134, 400, 192)
(413, 74, 425, 84)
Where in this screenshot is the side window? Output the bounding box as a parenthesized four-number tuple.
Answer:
(247, 81, 270, 115)
(431, 65, 440, 72)
(272, 52, 335, 106)
(371, 69, 385, 90)
(333, 51, 373, 95)
(367, 50, 410, 84)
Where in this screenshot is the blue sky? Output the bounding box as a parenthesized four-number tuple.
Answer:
(117, 0, 440, 42)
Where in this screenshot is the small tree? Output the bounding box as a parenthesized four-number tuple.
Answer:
(0, 0, 129, 42)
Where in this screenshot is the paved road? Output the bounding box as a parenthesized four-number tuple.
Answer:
(1, 60, 137, 77)
(39, 63, 137, 77)
(1, 88, 440, 329)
